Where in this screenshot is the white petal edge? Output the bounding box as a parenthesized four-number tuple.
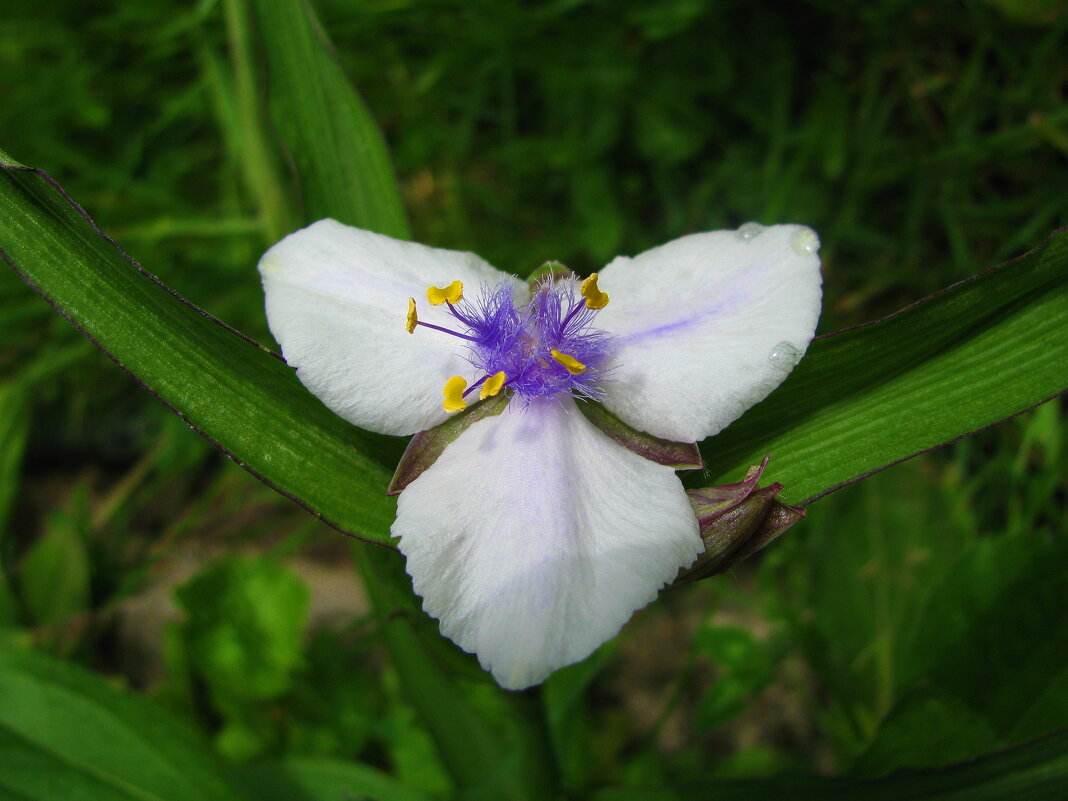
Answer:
(259, 220, 525, 436)
(594, 224, 822, 443)
(392, 397, 702, 690)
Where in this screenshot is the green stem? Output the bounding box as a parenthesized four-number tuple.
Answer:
(222, 0, 293, 244)
(511, 687, 561, 800)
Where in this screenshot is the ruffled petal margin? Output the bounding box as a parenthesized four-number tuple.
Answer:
(594, 224, 822, 443)
(260, 220, 523, 436)
(392, 397, 702, 689)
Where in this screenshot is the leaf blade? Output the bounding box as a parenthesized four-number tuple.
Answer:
(0, 161, 400, 544)
(251, 0, 410, 239)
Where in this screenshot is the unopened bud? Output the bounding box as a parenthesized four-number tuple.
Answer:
(675, 456, 805, 584)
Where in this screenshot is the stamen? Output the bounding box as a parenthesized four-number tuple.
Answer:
(405, 298, 418, 334)
(580, 273, 609, 309)
(443, 376, 468, 413)
(550, 349, 586, 375)
(427, 280, 464, 306)
(414, 320, 480, 342)
(479, 371, 507, 400)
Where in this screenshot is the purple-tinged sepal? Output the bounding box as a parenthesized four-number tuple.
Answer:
(526, 260, 575, 290)
(577, 401, 703, 470)
(674, 456, 805, 583)
(387, 393, 510, 496)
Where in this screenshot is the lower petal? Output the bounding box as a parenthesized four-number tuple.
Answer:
(392, 397, 702, 690)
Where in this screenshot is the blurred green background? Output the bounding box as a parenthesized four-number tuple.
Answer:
(1, 0, 1066, 794)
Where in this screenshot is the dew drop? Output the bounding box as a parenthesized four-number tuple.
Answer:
(790, 228, 820, 255)
(736, 222, 764, 240)
(768, 341, 801, 368)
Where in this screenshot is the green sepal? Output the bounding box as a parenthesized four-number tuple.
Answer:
(577, 402, 703, 470)
(526, 260, 574, 290)
(675, 456, 805, 584)
(387, 393, 510, 496)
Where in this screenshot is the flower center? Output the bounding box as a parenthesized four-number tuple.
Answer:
(406, 274, 612, 413)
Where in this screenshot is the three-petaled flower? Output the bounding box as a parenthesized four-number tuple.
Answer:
(259, 220, 821, 689)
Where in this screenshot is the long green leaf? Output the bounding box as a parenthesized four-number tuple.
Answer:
(698, 227, 1068, 504)
(593, 728, 1068, 801)
(0, 646, 243, 801)
(250, 0, 410, 239)
(0, 158, 401, 544)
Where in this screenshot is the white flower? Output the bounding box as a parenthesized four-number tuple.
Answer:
(259, 220, 821, 689)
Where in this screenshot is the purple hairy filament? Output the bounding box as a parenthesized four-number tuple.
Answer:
(407, 275, 613, 413)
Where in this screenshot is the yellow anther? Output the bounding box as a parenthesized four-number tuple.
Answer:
(480, 371, 507, 400)
(580, 273, 609, 310)
(550, 349, 586, 375)
(443, 375, 468, 413)
(427, 280, 464, 306)
(405, 297, 418, 334)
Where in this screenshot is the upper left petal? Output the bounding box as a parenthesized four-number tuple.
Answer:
(393, 396, 702, 690)
(260, 220, 522, 435)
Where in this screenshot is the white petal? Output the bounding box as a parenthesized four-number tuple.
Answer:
(594, 224, 822, 442)
(260, 220, 525, 436)
(392, 397, 701, 690)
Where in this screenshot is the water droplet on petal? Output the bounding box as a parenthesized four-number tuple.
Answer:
(790, 228, 820, 255)
(736, 222, 764, 240)
(768, 341, 801, 368)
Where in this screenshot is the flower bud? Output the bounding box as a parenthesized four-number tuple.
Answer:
(675, 456, 805, 584)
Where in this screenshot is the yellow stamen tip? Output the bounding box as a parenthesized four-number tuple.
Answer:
(443, 375, 468, 413)
(405, 297, 418, 334)
(480, 371, 507, 400)
(426, 280, 464, 306)
(550, 349, 586, 375)
(580, 273, 609, 310)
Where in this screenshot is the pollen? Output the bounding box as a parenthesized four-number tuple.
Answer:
(480, 371, 507, 400)
(443, 375, 468, 413)
(550, 349, 586, 375)
(427, 280, 464, 306)
(405, 297, 418, 333)
(580, 274, 609, 310)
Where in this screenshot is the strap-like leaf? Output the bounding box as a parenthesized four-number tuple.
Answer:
(0, 160, 401, 544)
(250, 0, 410, 239)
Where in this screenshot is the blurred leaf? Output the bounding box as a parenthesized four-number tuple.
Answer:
(700, 228, 1068, 505)
(853, 688, 1001, 776)
(19, 490, 91, 626)
(0, 574, 18, 628)
(175, 556, 309, 703)
(250, 0, 410, 239)
(766, 462, 968, 746)
(694, 625, 778, 729)
(0, 646, 243, 801)
(0, 158, 402, 544)
(0, 382, 29, 544)
(593, 728, 1068, 800)
(895, 535, 1068, 748)
(769, 458, 1068, 772)
(234, 756, 434, 801)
